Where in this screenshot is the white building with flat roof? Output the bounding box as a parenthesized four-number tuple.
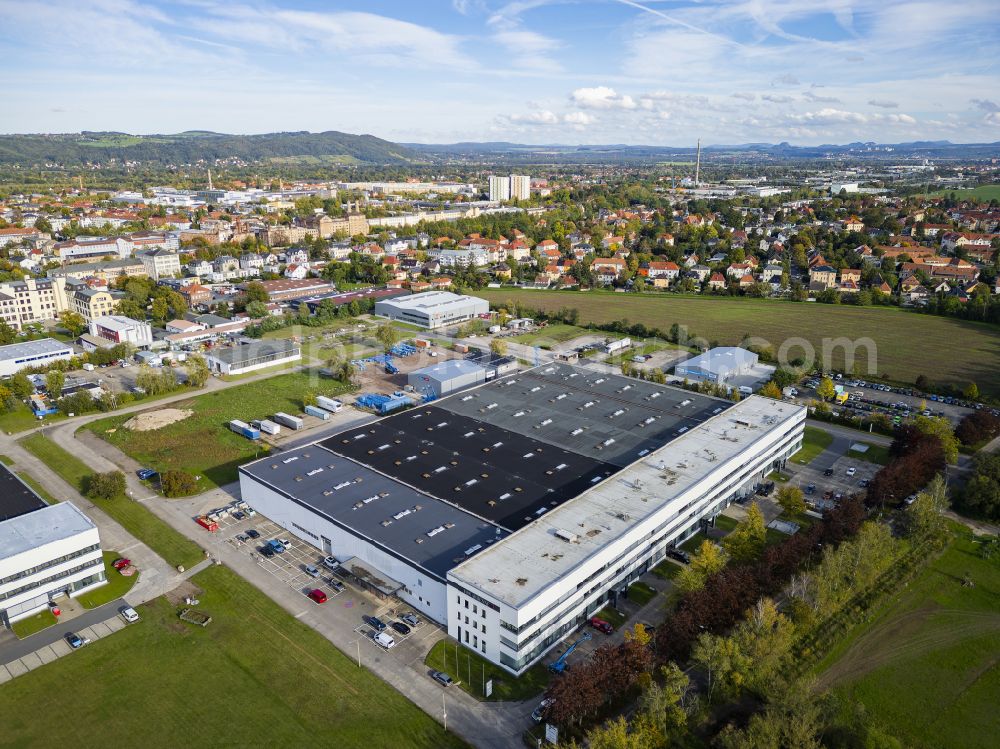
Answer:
(488, 175, 511, 202)
(0, 337, 75, 377)
(88, 315, 153, 349)
(373, 291, 488, 329)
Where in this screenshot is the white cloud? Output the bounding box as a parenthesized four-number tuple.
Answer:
(492, 29, 563, 72)
(868, 99, 899, 108)
(732, 92, 756, 101)
(762, 94, 794, 103)
(803, 90, 842, 104)
(788, 108, 917, 126)
(571, 86, 637, 109)
(509, 110, 560, 124)
(563, 111, 595, 125)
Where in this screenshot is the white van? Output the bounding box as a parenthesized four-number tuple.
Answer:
(374, 632, 395, 649)
(738, 386, 753, 395)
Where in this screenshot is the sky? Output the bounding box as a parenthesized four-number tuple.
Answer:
(1, 0, 998, 146)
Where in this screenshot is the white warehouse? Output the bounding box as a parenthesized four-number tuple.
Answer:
(373, 291, 488, 329)
(238, 363, 804, 674)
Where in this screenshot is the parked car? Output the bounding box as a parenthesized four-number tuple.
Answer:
(322, 556, 339, 571)
(307, 589, 328, 604)
(66, 633, 88, 649)
(366, 616, 387, 632)
(245, 529, 260, 539)
(859, 479, 870, 488)
(260, 545, 275, 558)
(666, 548, 690, 564)
(805, 483, 816, 495)
(303, 564, 320, 578)
(232, 511, 246, 521)
(136, 468, 157, 481)
(391, 621, 411, 635)
(846, 467, 856, 476)
(823, 468, 834, 476)
(266, 539, 286, 554)
(401, 612, 420, 627)
(327, 578, 345, 593)
(112, 558, 131, 570)
(120, 606, 139, 623)
(278, 538, 292, 549)
(430, 670, 454, 687)
(531, 698, 556, 723)
(373, 632, 395, 649)
(589, 617, 614, 634)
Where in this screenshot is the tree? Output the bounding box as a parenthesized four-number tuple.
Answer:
(636, 664, 693, 741)
(815, 376, 836, 401)
(243, 281, 269, 304)
(690, 632, 750, 702)
(150, 298, 169, 322)
(730, 598, 795, 693)
(723, 502, 767, 562)
(489, 338, 508, 357)
(45, 369, 65, 397)
(956, 410, 1000, 446)
(0, 319, 17, 346)
(8, 372, 33, 399)
(184, 354, 210, 388)
(776, 485, 806, 517)
(245, 300, 268, 318)
(86, 470, 126, 501)
(374, 323, 400, 353)
(963, 382, 979, 400)
(58, 310, 87, 337)
(906, 474, 949, 539)
(161, 470, 198, 497)
(759, 381, 782, 399)
(914, 414, 959, 464)
(676, 539, 728, 593)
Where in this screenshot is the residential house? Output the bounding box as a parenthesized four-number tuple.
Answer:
(707, 272, 727, 291)
(809, 265, 838, 289)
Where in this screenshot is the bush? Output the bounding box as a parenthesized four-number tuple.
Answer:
(86, 470, 126, 501)
(161, 470, 199, 498)
(955, 410, 1000, 447)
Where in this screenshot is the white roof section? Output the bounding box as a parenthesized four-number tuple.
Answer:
(0, 337, 73, 362)
(0, 502, 97, 562)
(676, 346, 757, 374)
(379, 291, 485, 313)
(449, 395, 804, 608)
(91, 315, 144, 331)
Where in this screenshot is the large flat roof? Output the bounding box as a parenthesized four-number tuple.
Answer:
(240, 444, 508, 579)
(0, 501, 97, 562)
(449, 395, 806, 609)
(436, 363, 729, 467)
(323, 406, 617, 532)
(376, 291, 485, 312)
(207, 339, 299, 365)
(0, 337, 74, 363)
(0, 464, 47, 522)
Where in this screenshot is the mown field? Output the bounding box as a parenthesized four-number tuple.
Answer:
(926, 184, 1000, 201)
(85, 370, 352, 488)
(481, 290, 1000, 396)
(815, 526, 1000, 749)
(0, 565, 465, 749)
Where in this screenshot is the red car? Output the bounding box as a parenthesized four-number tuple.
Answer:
(589, 617, 613, 634)
(112, 558, 131, 570)
(307, 589, 328, 604)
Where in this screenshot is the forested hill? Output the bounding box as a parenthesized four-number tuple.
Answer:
(0, 131, 420, 166)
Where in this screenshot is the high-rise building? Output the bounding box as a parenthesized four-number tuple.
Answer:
(510, 174, 531, 200)
(488, 175, 511, 202)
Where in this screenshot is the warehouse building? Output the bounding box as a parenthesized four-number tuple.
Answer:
(373, 291, 489, 329)
(407, 359, 486, 397)
(239, 363, 805, 674)
(0, 465, 105, 625)
(464, 350, 518, 380)
(0, 338, 75, 378)
(203, 339, 301, 376)
(674, 346, 759, 384)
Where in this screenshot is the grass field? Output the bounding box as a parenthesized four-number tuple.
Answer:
(0, 403, 64, 434)
(479, 289, 1000, 397)
(511, 323, 591, 346)
(0, 565, 465, 749)
(76, 551, 139, 608)
(816, 526, 1000, 749)
(849, 441, 891, 465)
(19, 434, 203, 570)
(925, 185, 1000, 201)
(85, 370, 352, 489)
(626, 581, 657, 606)
(792, 425, 834, 464)
(10, 609, 56, 638)
(424, 638, 549, 702)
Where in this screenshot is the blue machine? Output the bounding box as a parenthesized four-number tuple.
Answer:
(548, 631, 593, 674)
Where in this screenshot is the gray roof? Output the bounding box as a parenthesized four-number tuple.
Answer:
(0, 337, 74, 363)
(675, 347, 758, 377)
(0, 501, 97, 562)
(0, 464, 47, 522)
(410, 359, 484, 382)
(207, 339, 299, 365)
(240, 445, 508, 580)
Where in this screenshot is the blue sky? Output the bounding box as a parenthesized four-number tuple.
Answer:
(1, 0, 998, 145)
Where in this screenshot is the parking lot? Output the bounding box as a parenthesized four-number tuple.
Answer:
(784, 446, 881, 508)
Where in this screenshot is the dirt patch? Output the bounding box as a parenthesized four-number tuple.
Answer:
(123, 408, 194, 432)
(164, 580, 204, 607)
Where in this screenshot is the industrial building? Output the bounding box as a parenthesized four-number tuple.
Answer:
(373, 291, 489, 329)
(463, 350, 518, 380)
(0, 337, 75, 378)
(0, 465, 105, 625)
(407, 359, 486, 397)
(239, 363, 805, 674)
(88, 315, 154, 349)
(203, 339, 301, 376)
(673, 346, 759, 384)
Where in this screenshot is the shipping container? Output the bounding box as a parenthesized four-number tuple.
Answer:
(229, 419, 260, 440)
(304, 404, 331, 420)
(604, 337, 632, 355)
(315, 395, 343, 413)
(253, 419, 281, 435)
(454, 343, 469, 354)
(273, 411, 304, 430)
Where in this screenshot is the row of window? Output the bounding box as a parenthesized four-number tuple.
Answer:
(0, 544, 101, 587)
(0, 557, 104, 602)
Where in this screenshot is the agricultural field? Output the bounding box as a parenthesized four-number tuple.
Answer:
(926, 184, 1000, 201)
(816, 526, 1000, 749)
(85, 370, 352, 488)
(479, 290, 1000, 397)
(0, 565, 465, 749)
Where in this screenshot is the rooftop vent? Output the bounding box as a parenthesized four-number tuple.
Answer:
(554, 528, 578, 543)
(306, 468, 324, 476)
(282, 456, 299, 464)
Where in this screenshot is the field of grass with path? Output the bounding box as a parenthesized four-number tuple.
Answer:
(792, 425, 834, 465)
(20, 433, 203, 570)
(816, 525, 1000, 749)
(85, 370, 352, 488)
(479, 289, 1000, 397)
(0, 565, 465, 749)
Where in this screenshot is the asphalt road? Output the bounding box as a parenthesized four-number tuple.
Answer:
(0, 598, 125, 665)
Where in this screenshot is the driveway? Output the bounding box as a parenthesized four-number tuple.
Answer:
(0, 599, 126, 667)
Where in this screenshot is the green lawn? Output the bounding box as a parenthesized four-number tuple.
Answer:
(816, 526, 1000, 749)
(650, 560, 684, 580)
(626, 581, 657, 606)
(681, 532, 710, 554)
(0, 402, 64, 434)
(424, 638, 549, 702)
(479, 289, 1000, 397)
(76, 551, 139, 608)
(596, 607, 627, 629)
(511, 323, 593, 346)
(11, 609, 57, 638)
(925, 184, 1000, 201)
(713, 514, 739, 534)
(849, 441, 891, 465)
(0, 454, 13, 465)
(15, 471, 60, 504)
(85, 370, 353, 489)
(19, 433, 203, 570)
(0, 565, 465, 749)
(792, 425, 834, 465)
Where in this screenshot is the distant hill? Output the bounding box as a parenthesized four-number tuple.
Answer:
(0, 131, 420, 166)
